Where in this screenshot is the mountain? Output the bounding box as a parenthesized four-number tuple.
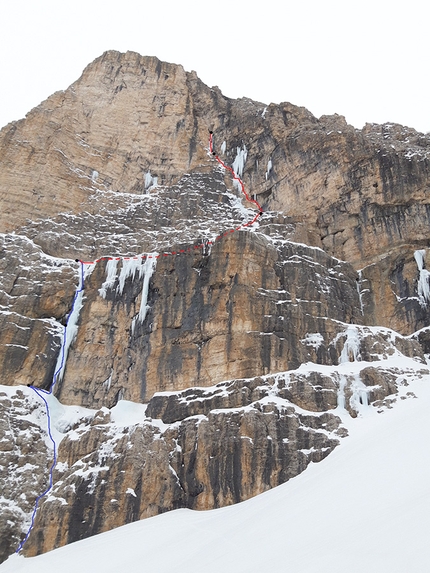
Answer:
(0, 50, 429, 563)
(2, 372, 429, 573)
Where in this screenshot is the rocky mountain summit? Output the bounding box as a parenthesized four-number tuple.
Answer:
(0, 50, 429, 562)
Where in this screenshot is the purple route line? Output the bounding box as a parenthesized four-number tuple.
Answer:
(16, 132, 263, 552)
(15, 388, 58, 553)
(16, 261, 85, 553)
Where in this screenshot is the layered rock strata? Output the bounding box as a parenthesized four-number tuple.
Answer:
(0, 388, 51, 563)
(0, 50, 429, 562)
(6, 335, 427, 557)
(1, 51, 429, 333)
(54, 228, 363, 408)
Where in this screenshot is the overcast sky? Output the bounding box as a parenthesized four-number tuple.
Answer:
(0, 0, 428, 133)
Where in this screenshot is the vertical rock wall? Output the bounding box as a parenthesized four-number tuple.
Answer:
(0, 50, 429, 562)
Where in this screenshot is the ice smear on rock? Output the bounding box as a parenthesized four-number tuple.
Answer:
(54, 264, 95, 384)
(99, 259, 118, 298)
(137, 256, 158, 323)
(301, 333, 324, 349)
(339, 326, 361, 363)
(265, 159, 272, 180)
(232, 145, 247, 182)
(414, 249, 430, 307)
(99, 256, 158, 325)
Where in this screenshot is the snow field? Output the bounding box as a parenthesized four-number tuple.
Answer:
(2, 362, 430, 573)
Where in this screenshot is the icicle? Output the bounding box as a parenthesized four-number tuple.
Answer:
(265, 158, 272, 180)
(349, 374, 370, 413)
(131, 255, 158, 332)
(98, 255, 158, 330)
(356, 270, 364, 315)
(138, 256, 157, 322)
(221, 141, 226, 155)
(103, 371, 113, 392)
(414, 249, 430, 307)
(54, 264, 95, 383)
(99, 259, 119, 298)
(232, 145, 248, 180)
(145, 171, 153, 190)
(117, 259, 144, 295)
(145, 171, 157, 191)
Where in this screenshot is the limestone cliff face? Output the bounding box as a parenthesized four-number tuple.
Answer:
(0, 234, 76, 389)
(0, 388, 51, 563)
(9, 335, 427, 557)
(53, 227, 362, 409)
(24, 385, 343, 556)
(0, 50, 430, 562)
(1, 51, 429, 336)
(0, 52, 210, 232)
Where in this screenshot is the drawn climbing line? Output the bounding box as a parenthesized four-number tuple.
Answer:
(79, 131, 263, 266)
(209, 130, 263, 223)
(16, 261, 85, 553)
(16, 131, 262, 552)
(15, 388, 57, 553)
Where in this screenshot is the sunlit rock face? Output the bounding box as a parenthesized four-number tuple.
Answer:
(0, 50, 429, 561)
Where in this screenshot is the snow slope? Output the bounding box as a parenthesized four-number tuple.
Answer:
(3, 369, 429, 573)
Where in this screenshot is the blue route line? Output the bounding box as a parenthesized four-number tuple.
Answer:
(15, 388, 58, 553)
(16, 261, 85, 553)
(15, 132, 262, 553)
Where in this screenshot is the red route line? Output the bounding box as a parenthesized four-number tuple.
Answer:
(15, 132, 263, 555)
(79, 132, 263, 265)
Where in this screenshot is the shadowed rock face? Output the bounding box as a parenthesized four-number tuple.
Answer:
(0, 388, 51, 563)
(1, 51, 429, 338)
(23, 394, 343, 556)
(52, 228, 362, 409)
(13, 346, 428, 557)
(0, 50, 430, 561)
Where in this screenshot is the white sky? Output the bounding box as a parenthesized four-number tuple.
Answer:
(0, 0, 428, 133)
